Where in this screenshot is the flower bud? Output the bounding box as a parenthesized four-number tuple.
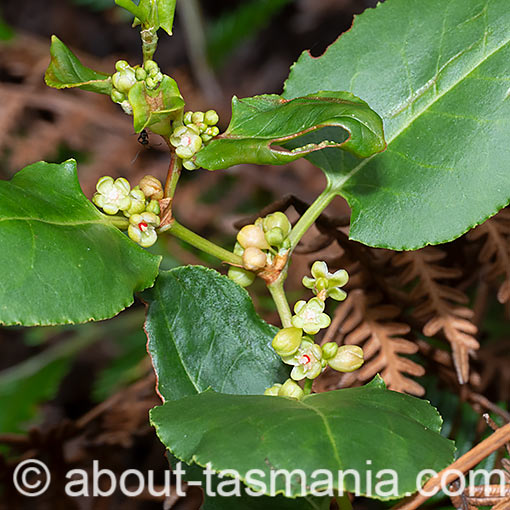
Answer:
(183, 111, 193, 125)
(265, 227, 285, 247)
(204, 110, 219, 126)
(263, 212, 291, 237)
(115, 60, 130, 71)
(146, 199, 160, 215)
(322, 342, 338, 360)
(135, 67, 147, 81)
(271, 327, 302, 357)
(145, 77, 156, 90)
(139, 175, 164, 200)
(237, 224, 270, 250)
(112, 69, 137, 93)
(327, 345, 364, 373)
(264, 384, 282, 397)
(110, 89, 126, 103)
(278, 379, 304, 400)
(242, 247, 267, 271)
(228, 266, 256, 288)
(191, 111, 205, 124)
(124, 188, 146, 217)
(144, 60, 159, 74)
(182, 159, 199, 171)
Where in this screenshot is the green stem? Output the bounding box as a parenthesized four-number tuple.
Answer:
(336, 493, 353, 510)
(287, 186, 337, 250)
(303, 378, 313, 396)
(164, 153, 182, 200)
(141, 26, 158, 62)
(161, 220, 242, 266)
(267, 277, 293, 328)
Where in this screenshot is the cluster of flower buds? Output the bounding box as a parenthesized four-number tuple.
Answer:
(110, 59, 164, 113)
(265, 261, 363, 398)
(227, 212, 292, 288)
(92, 174, 164, 248)
(169, 110, 220, 170)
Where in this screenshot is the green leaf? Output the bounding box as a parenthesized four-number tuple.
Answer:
(143, 266, 288, 401)
(151, 384, 455, 499)
(45, 36, 112, 95)
(0, 160, 160, 326)
(128, 75, 184, 133)
(194, 92, 385, 170)
(284, 0, 510, 250)
(115, 0, 176, 35)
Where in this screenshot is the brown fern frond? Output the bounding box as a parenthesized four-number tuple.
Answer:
(325, 289, 425, 396)
(393, 247, 479, 385)
(468, 209, 510, 304)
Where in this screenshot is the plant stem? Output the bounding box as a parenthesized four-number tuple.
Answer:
(287, 186, 337, 250)
(164, 153, 182, 200)
(303, 378, 313, 396)
(161, 220, 242, 266)
(267, 277, 293, 328)
(336, 493, 353, 510)
(141, 27, 158, 63)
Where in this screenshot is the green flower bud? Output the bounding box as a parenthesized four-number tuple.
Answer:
(233, 242, 244, 256)
(237, 224, 270, 250)
(112, 68, 137, 93)
(183, 111, 194, 125)
(182, 158, 199, 171)
(204, 109, 219, 126)
(328, 345, 364, 373)
(322, 342, 338, 360)
(191, 111, 205, 124)
(187, 124, 201, 135)
(139, 175, 164, 200)
(124, 188, 146, 217)
(264, 384, 282, 397)
(278, 379, 304, 400)
(110, 89, 126, 104)
(120, 100, 133, 115)
(144, 60, 159, 74)
(201, 133, 213, 143)
(135, 67, 147, 81)
(263, 212, 291, 237)
(153, 71, 163, 83)
(145, 77, 156, 90)
(271, 327, 302, 357)
(146, 199, 160, 215)
(228, 266, 256, 288)
(93, 176, 131, 215)
(115, 60, 130, 72)
(242, 246, 267, 271)
(265, 227, 285, 247)
(128, 211, 160, 248)
(195, 122, 207, 133)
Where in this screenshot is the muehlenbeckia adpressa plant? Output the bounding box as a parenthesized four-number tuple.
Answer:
(11, 0, 510, 503)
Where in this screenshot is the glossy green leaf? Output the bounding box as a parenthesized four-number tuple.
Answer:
(45, 36, 112, 95)
(0, 160, 160, 326)
(194, 92, 385, 170)
(284, 0, 510, 250)
(143, 266, 288, 400)
(151, 380, 455, 499)
(115, 0, 176, 35)
(128, 76, 184, 133)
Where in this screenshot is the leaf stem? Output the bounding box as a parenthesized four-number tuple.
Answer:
(141, 26, 158, 63)
(164, 153, 182, 200)
(160, 220, 242, 266)
(287, 186, 337, 250)
(267, 277, 293, 328)
(336, 493, 353, 510)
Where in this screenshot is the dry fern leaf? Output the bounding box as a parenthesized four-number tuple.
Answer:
(327, 289, 425, 396)
(393, 247, 479, 385)
(467, 209, 510, 304)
